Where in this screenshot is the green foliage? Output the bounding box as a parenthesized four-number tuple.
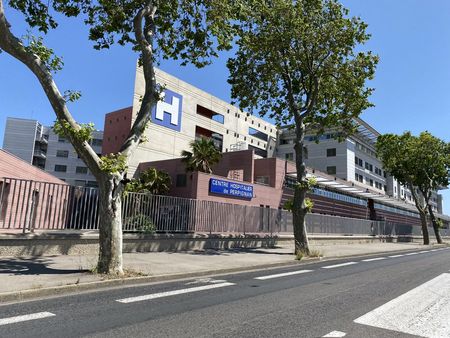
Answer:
(99, 153, 127, 173)
(10, 0, 239, 67)
(125, 167, 171, 195)
(376, 132, 450, 196)
(63, 90, 82, 102)
(295, 177, 317, 191)
(22, 34, 63, 72)
(52, 120, 94, 143)
(181, 138, 222, 174)
(284, 197, 314, 213)
(126, 214, 156, 234)
(228, 0, 378, 134)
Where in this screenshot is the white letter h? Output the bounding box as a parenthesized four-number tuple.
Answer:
(156, 94, 180, 126)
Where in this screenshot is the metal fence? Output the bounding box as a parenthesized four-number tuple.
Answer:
(0, 177, 445, 238)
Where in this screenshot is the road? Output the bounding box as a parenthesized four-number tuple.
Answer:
(0, 247, 449, 337)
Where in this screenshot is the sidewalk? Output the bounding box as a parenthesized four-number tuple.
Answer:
(0, 241, 445, 299)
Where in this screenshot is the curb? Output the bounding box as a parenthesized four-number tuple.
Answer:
(0, 243, 448, 304)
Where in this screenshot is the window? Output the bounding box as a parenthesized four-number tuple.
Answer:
(285, 153, 294, 161)
(369, 179, 374, 187)
(355, 173, 363, 183)
(74, 180, 85, 187)
(375, 167, 382, 176)
(86, 181, 98, 188)
(255, 176, 269, 185)
(365, 162, 373, 172)
(326, 148, 336, 157)
(249, 127, 268, 142)
(196, 105, 224, 124)
(76, 166, 88, 174)
(176, 174, 187, 187)
(56, 150, 69, 158)
(91, 139, 103, 147)
(355, 156, 363, 167)
(326, 166, 337, 175)
(54, 165, 67, 172)
(58, 136, 66, 143)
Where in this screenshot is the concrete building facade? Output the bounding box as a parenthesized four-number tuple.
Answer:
(276, 120, 443, 214)
(3, 117, 103, 187)
(103, 67, 277, 176)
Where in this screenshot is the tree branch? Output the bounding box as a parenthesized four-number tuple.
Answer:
(119, 0, 158, 161)
(0, 0, 101, 174)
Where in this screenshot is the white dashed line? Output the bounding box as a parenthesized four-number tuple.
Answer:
(362, 257, 386, 262)
(405, 252, 419, 256)
(388, 254, 405, 258)
(0, 312, 55, 326)
(323, 330, 346, 337)
(321, 262, 357, 269)
(255, 270, 313, 280)
(419, 251, 430, 253)
(116, 282, 236, 303)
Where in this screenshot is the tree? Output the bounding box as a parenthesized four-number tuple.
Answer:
(227, 0, 378, 255)
(0, 0, 237, 274)
(125, 167, 171, 195)
(376, 132, 450, 245)
(181, 137, 222, 173)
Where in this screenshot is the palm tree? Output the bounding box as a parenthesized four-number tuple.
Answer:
(181, 138, 222, 173)
(125, 168, 171, 195)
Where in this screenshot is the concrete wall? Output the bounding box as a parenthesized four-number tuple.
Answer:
(126, 67, 277, 175)
(102, 107, 133, 155)
(2, 117, 38, 163)
(44, 128, 103, 186)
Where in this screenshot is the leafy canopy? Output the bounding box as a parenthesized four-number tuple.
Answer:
(376, 131, 450, 198)
(181, 137, 222, 174)
(228, 0, 378, 135)
(9, 0, 238, 67)
(125, 167, 171, 195)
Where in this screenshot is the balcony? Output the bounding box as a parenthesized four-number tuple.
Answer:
(33, 149, 47, 159)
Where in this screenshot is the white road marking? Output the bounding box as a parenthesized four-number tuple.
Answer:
(419, 250, 430, 253)
(254, 270, 313, 280)
(388, 254, 405, 258)
(405, 252, 419, 256)
(430, 249, 439, 252)
(185, 278, 227, 285)
(116, 282, 236, 303)
(362, 257, 386, 262)
(321, 262, 357, 269)
(354, 273, 450, 338)
(0, 312, 55, 326)
(322, 330, 346, 337)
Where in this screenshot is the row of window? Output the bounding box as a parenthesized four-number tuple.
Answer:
(355, 156, 386, 178)
(355, 141, 376, 158)
(374, 203, 418, 218)
(54, 165, 88, 174)
(310, 188, 367, 206)
(58, 137, 102, 147)
(355, 173, 386, 191)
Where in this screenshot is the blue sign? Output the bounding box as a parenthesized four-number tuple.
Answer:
(209, 178, 253, 199)
(152, 89, 183, 131)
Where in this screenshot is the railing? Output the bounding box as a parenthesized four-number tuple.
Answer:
(0, 177, 446, 238)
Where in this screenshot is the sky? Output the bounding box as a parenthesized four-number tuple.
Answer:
(1, 0, 450, 212)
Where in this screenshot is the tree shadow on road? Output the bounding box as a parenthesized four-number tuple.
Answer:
(0, 257, 89, 275)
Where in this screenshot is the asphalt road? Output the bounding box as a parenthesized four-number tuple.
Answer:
(0, 247, 449, 338)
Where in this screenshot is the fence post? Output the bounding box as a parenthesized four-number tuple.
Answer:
(243, 206, 246, 236)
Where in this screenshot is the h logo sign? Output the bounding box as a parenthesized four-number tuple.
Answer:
(152, 89, 183, 132)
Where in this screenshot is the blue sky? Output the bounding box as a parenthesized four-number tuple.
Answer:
(1, 0, 450, 212)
